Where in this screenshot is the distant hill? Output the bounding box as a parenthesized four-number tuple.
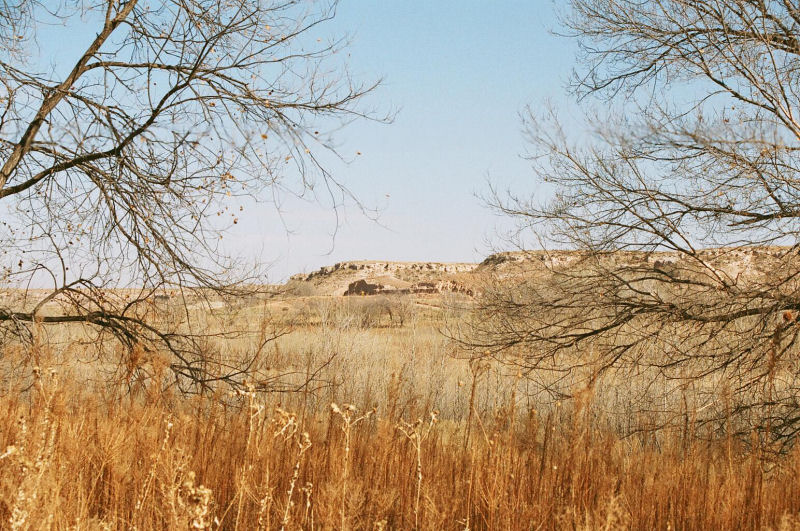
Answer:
(285, 260, 479, 297)
(5, 247, 790, 313)
(282, 246, 798, 297)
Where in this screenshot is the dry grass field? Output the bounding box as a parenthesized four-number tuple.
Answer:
(3, 276, 800, 530)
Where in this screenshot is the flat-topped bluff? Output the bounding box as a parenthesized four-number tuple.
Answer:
(287, 260, 480, 297)
(480, 246, 795, 268)
(285, 247, 799, 297)
(2, 247, 793, 305)
(290, 260, 478, 282)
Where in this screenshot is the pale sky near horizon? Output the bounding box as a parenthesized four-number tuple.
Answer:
(234, 1, 578, 281)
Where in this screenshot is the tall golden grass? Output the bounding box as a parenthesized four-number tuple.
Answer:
(1, 297, 800, 529)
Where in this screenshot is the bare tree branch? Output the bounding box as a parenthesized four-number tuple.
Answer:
(473, 0, 800, 448)
(0, 0, 381, 391)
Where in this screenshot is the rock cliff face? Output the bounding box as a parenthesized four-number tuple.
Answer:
(291, 260, 478, 283)
(343, 279, 383, 296)
(285, 247, 797, 297)
(342, 278, 476, 297)
(288, 260, 480, 296)
(478, 247, 796, 276)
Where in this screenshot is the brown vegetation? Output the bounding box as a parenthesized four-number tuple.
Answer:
(2, 294, 800, 529)
(3, 360, 800, 529)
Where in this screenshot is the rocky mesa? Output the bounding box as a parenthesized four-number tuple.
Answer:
(283, 246, 799, 298)
(287, 260, 479, 297)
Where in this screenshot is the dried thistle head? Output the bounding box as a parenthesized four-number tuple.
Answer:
(272, 407, 298, 439)
(300, 431, 312, 450)
(177, 470, 217, 530)
(0, 446, 17, 460)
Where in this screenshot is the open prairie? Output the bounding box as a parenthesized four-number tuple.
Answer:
(3, 252, 800, 530)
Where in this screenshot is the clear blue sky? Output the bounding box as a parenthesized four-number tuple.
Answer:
(227, 1, 577, 280)
(28, 1, 577, 281)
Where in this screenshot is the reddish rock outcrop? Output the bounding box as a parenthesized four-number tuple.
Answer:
(344, 279, 383, 296)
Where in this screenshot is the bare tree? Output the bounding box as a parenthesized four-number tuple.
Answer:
(471, 0, 800, 447)
(0, 0, 379, 391)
